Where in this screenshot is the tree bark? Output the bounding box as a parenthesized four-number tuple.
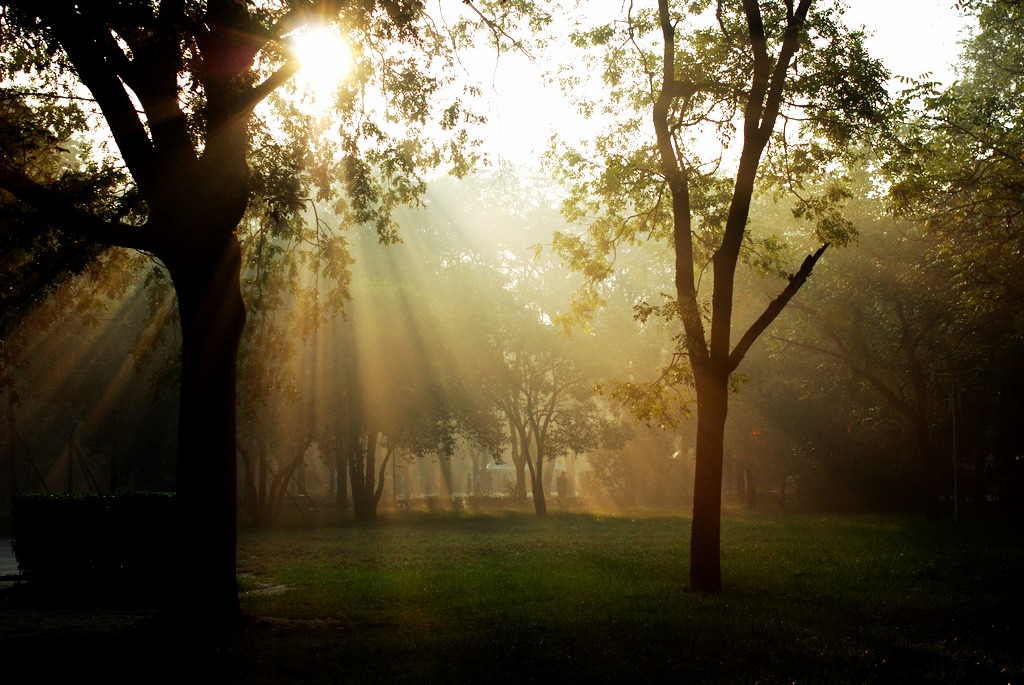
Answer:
(350, 430, 380, 521)
(165, 232, 246, 622)
(689, 365, 729, 593)
(652, 0, 818, 595)
(509, 424, 528, 500)
(1, 389, 15, 508)
(531, 451, 548, 516)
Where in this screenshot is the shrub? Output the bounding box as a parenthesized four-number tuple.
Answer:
(11, 491, 180, 587)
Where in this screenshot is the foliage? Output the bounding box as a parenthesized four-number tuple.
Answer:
(889, 0, 1024, 314)
(0, 0, 552, 614)
(0, 83, 146, 336)
(548, 0, 896, 425)
(583, 418, 691, 508)
(874, 0, 1024, 513)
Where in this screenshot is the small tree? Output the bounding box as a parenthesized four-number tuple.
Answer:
(552, 0, 894, 591)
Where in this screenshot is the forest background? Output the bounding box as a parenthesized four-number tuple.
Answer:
(1, 0, 1022, 617)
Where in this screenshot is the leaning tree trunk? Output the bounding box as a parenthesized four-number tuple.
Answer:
(165, 233, 246, 622)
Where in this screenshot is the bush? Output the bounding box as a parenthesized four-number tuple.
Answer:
(11, 491, 180, 587)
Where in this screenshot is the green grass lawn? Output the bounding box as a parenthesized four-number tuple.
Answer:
(218, 511, 1023, 684)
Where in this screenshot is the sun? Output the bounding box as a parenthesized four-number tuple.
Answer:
(289, 25, 352, 110)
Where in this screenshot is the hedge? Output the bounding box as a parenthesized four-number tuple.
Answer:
(11, 491, 180, 586)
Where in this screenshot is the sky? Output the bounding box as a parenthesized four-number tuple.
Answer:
(476, 0, 974, 166)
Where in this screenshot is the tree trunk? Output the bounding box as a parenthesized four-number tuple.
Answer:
(439, 454, 453, 498)
(527, 454, 547, 516)
(335, 445, 349, 512)
(744, 462, 757, 510)
(897, 298, 943, 521)
(1, 390, 14, 508)
(258, 443, 269, 523)
(166, 233, 245, 622)
(469, 447, 482, 497)
(543, 457, 556, 496)
(567, 454, 577, 499)
(689, 365, 729, 593)
(509, 422, 527, 500)
(267, 443, 309, 525)
(916, 415, 941, 520)
(350, 431, 379, 522)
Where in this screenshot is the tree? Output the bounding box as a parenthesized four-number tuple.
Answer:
(774, 198, 964, 518)
(0, 0, 544, 621)
(0, 95, 132, 325)
(885, 0, 1024, 519)
(552, 1, 893, 591)
(890, 0, 1024, 312)
(488, 324, 610, 515)
(333, 277, 471, 521)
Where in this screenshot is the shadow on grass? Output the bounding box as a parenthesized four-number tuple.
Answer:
(2, 512, 1022, 684)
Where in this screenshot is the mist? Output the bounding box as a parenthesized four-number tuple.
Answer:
(2, 162, 1018, 525)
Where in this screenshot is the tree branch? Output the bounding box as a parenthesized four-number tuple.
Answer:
(655, 0, 708, 364)
(0, 167, 154, 251)
(242, 60, 303, 113)
(771, 333, 914, 418)
(728, 242, 828, 372)
(37, 5, 158, 192)
(462, 0, 534, 59)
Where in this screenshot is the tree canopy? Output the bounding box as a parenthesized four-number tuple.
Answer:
(0, 0, 548, 622)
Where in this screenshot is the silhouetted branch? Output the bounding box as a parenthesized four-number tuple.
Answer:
(728, 242, 828, 372)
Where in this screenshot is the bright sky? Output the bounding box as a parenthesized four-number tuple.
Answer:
(478, 0, 973, 166)
(842, 0, 969, 85)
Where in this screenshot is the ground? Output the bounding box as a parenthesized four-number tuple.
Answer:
(0, 578, 157, 638)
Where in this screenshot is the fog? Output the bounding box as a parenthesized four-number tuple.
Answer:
(1, 0, 1019, 529)
(2, 160, 1019, 525)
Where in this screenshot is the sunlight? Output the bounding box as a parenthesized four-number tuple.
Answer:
(288, 25, 352, 111)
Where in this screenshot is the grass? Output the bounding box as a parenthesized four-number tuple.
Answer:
(2, 509, 1021, 683)
(218, 511, 1024, 684)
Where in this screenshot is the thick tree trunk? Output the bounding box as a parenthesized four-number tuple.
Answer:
(689, 366, 729, 593)
(543, 457, 556, 495)
(166, 233, 245, 623)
